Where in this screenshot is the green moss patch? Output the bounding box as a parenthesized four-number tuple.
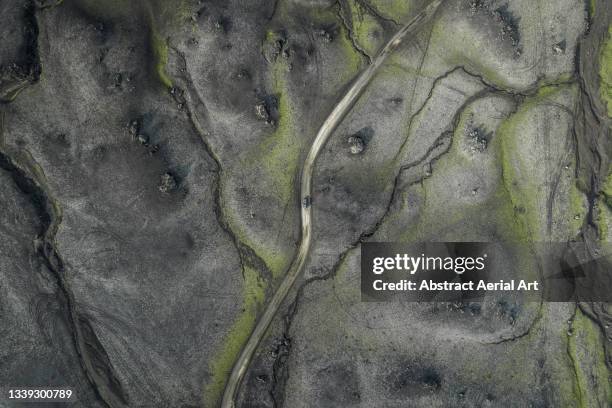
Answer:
(600, 24, 612, 117)
(566, 308, 611, 407)
(345, 0, 384, 56)
(498, 85, 577, 240)
(226, 7, 364, 279)
(204, 266, 266, 407)
(150, 31, 172, 88)
(369, 0, 412, 22)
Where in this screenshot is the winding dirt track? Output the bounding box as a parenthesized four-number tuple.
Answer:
(221, 1, 445, 406)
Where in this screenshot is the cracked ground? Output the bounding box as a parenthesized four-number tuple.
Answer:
(1, 0, 611, 407)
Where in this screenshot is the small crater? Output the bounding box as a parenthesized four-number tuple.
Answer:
(235, 68, 251, 80)
(553, 40, 566, 55)
(387, 97, 403, 107)
(52, 133, 70, 148)
(128, 118, 142, 136)
(470, 2, 522, 56)
(128, 118, 155, 150)
(214, 16, 232, 33)
(493, 4, 521, 51)
(347, 127, 374, 155)
(169, 87, 186, 110)
(447, 301, 482, 315)
(262, 30, 287, 63)
(347, 135, 365, 155)
(92, 145, 107, 161)
(104, 70, 134, 93)
(91, 21, 110, 44)
(514, 205, 526, 214)
(421, 370, 442, 389)
(466, 125, 491, 153)
(112, 72, 122, 87)
(254, 94, 280, 125)
(137, 133, 149, 146)
(388, 364, 443, 396)
(315, 24, 338, 43)
(497, 298, 520, 323)
(469, 0, 488, 15)
(195, 6, 208, 20)
(158, 172, 178, 193)
(270, 336, 291, 358)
